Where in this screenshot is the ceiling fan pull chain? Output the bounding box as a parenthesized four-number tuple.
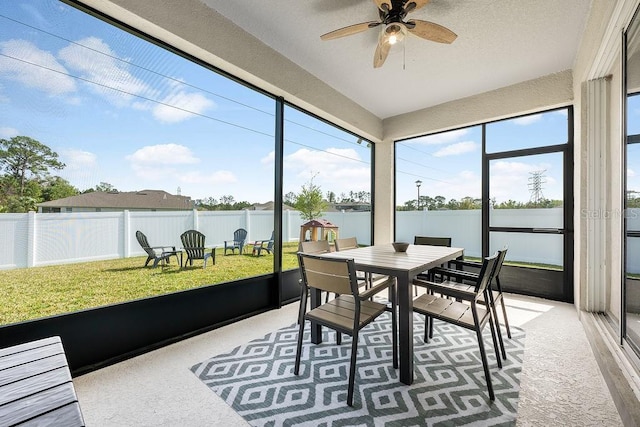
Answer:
(403, 39, 406, 70)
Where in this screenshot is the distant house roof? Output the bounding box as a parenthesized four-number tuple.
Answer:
(247, 201, 295, 211)
(326, 202, 371, 212)
(37, 190, 194, 210)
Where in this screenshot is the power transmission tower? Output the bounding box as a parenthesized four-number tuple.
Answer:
(528, 170, 546, 203)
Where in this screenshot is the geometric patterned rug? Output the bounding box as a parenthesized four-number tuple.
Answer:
(190, 312, 525, 427)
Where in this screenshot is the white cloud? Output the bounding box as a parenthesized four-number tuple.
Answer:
(513, 114, 542, 125)
(126, 143, 200, 165)
(283, 147, 369, 193)
(57, 149, 99, 191)
(407, 129, 469, 145)
(261, 151, 275, 164)
(489, 160, 557, 202)
(0, 127, 19, 138)
(61, 149, 97, 168)
(152, 91, 214, 123)
(58, 37, 154, 106)
(180, 170, 237, 185)
(0, 39, 76, 95)
(433, 141, 478, 157)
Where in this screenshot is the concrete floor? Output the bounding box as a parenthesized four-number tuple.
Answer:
(74, 294, 623, 426)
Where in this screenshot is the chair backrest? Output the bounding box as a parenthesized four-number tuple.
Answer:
(136, 231, 154, 256)
(414, 236, 452, 247)
(234, 228, 248, 244)
(300, 240, 331, 254)
(265, 231, 275, 250)
(298, 252, 358, 296)
(334, 237, 358, 251)
(181, 229, 206, 258)
(493, 245, 508, 278)
(474, 253, 499, 296)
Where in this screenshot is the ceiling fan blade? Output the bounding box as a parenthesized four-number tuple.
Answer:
(320, 21, 380, 40)
(373, 39, 391, 68)
(406, 20, 457, 44)
(372, 0, 392, 12)
(403, 0, 431, 13)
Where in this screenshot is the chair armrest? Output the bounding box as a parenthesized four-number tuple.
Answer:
(412, 278, 476, 300)
(431, 266, 478, 282)
(451, 259, 482, 269)
(359, 277, 394, 300)
(151, 245, 176, 252)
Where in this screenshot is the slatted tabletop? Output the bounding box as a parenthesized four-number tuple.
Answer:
(0, 336, 85, 427)
(323, 244, 464, 385)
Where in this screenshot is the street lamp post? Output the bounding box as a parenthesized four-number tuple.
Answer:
(415, 180, 422, 210)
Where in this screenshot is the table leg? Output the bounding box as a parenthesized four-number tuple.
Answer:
(397, 271, 414, 385)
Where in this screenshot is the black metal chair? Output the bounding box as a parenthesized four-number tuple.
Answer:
(431, 246, 512, 346)
(413, 236, 453, 293)
(180, 229, 214, 268)
(295, 252, 397, 406)
(135, 230, 179, 268)
(412, 253, 502, 401)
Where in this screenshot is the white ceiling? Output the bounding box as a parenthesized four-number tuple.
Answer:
(200, 0, 592, 119)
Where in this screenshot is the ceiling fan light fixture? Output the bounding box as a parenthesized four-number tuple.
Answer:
(383, 23, 406, 45)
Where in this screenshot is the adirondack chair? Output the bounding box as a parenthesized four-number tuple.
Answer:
(224, 228, 248, 255)
(135, 230, 179, 268)
(180, 229, 215, 268)
(252, 231, 274, 256)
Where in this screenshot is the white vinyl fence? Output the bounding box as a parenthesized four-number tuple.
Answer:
(0, 210, 370, 270)
(0, 207, 601, 272)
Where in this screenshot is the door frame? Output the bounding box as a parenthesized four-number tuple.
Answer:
(482, 107, 574, 303)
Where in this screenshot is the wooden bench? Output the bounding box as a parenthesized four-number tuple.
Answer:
(0, 336, 85, 426)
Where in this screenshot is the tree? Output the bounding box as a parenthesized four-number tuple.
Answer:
(284, 192, 297, 206)
(41, 176, 79, 202)
(294, 176, 326, 220)
(0, 136, 65, 197)
(95, 182, 117, 192)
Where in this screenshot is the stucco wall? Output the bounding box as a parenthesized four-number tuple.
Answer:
(382, 70, 573, 141)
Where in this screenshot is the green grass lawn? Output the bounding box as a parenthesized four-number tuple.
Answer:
(0, 243, 301, 325)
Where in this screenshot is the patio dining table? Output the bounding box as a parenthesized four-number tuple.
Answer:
(320, 243, 464, 385)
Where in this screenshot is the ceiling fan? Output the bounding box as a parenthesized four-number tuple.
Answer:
(320, 0, 457, 68)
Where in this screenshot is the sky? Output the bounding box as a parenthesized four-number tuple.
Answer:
(0, 1, 574, 207)
(0, 0, 372, 204)
(395, 110, 568, 205)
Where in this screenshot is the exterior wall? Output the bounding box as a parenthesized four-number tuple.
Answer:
(573, 0, 635, 313)
(383, 70, 574, 141)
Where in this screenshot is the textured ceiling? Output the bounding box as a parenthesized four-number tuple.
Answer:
(200, 0, 591, 119)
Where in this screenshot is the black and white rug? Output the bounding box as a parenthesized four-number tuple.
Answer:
(191, 313, 525, 426)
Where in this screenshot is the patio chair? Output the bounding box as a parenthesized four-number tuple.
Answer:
(180, 229, 215, 268)
(252, 231, 274, 256)
(294, 252, 397, 406)
(429, 246, 511, 358)
(334, 237, 388, 290)
(135, 230, 179, 268)
(412, 252, 502, 401)
(413, 236, 453, 293)
(299, 240, 334, 302)
(224, 228, 247, 255)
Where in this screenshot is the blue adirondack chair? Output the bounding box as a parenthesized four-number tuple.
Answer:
(252, 231, 274, 256)
(224, 228, 248, 255)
